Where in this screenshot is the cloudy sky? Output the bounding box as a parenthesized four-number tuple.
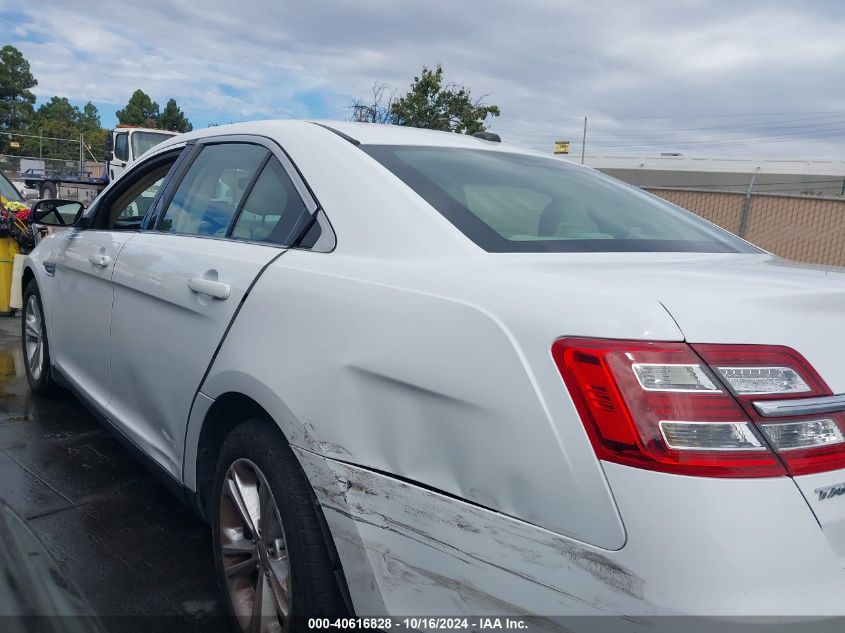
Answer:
(3, 0, 845, 158)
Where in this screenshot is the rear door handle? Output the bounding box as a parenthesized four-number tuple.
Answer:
(88, 253, 110, 268)
(187, 277, 231, 300)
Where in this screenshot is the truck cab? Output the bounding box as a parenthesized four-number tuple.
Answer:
(105, 126, 179, 182)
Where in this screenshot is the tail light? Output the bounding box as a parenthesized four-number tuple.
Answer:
(552, 338, 845, 478)
(694, 344, 845, 476)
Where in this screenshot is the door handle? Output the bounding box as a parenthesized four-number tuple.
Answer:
(187, 277, 231, 300)
(88, 253, 110, 268)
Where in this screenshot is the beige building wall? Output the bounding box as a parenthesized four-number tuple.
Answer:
(646, 188, 845, 268)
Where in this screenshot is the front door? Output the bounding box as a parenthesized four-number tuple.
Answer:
(50, 148, 184, 411)
(107, 140, 313, 479)
(49, 229, 134, 410)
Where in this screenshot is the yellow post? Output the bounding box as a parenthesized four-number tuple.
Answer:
(0, 236, 21, 314)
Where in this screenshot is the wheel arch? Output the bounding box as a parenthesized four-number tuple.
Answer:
(188, 389, 356, 614)
(22, 265, 35, 293)
(192, 391, 277, 521)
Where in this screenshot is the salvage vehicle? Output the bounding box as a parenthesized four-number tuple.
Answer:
(20, 121, 845, 631)
(21, 126, 178, 205)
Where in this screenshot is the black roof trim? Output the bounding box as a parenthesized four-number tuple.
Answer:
(310, 122, 361, 146)
(472, 131, 501, 142)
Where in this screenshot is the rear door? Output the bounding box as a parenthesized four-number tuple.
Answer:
(107, 136, 316, 479)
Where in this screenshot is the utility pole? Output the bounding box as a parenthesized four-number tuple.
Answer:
(580, 117, 587, 165)
(79, 133, 84, 174)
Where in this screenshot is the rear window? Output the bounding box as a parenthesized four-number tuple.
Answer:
(362, 145, 758, 254)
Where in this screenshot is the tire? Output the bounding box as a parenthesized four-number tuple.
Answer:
(22, 281, 57, 396)
(212, 419, 347, 632)
(40, 182, 56, 200)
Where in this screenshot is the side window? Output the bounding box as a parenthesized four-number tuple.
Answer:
(159, 143, 268, 236)
(98, 152, 181, 230)
(231, 158, 309, 245)
(114, 133, 129, 162)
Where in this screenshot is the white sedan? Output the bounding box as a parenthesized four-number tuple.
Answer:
(22, 121, 845, 631)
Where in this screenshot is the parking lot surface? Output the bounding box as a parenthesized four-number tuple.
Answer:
(0, 316, 228, 632)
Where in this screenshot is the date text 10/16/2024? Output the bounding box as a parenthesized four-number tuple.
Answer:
(308, 618, 530, 630)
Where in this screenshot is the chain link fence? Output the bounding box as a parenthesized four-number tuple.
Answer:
(1, 132, 105, 201)
(0, 154, 86, 179)
(647, 187, 845, 268)
(0, 131, 102, 184)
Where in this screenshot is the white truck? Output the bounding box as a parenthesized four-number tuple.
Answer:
(20, 126, 178, 205)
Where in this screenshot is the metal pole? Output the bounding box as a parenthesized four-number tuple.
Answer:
(39, 130, 42, 159)
(580, 117, 587, 165)
(738, 173, 756, 238)
(79, 133, 84, 174)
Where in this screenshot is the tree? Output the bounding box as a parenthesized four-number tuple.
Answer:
(20, 98, 107, 161)
(0, 45, 37, 138)
(390, 65, 500, 134)
(350, 82, 396, 124)
(80, 101, 101, 132)
(158, 98, 192, 132)
(29, 97, 80, 159)
(34, 96, 81, 128)
(27, 97, 83, 159)
(116, 89, 160, 127)
(79, 102, 106, 161)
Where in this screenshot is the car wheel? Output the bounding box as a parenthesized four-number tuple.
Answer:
(212, 419, 347, 632)
(22, 281, 57, 396)
(40, 182, 56, 200)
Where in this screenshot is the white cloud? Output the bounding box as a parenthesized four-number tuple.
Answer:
(3, 0, 845, 157)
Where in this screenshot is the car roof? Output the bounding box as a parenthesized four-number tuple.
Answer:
(154, 119, 534, 154)
(308, 120, 506, 148)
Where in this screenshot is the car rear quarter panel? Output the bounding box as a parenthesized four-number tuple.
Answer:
(197, 249, 632, 548)
(192, 245, 690, 581)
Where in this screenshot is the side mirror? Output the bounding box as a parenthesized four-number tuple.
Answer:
(105, 151, 113, 162)
(31, 199, 85, 227)
(104, 134, 113, 152)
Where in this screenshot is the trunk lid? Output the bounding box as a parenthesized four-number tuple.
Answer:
(496, 251, 845, 563)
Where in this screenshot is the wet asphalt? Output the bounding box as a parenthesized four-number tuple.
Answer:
(0, 316, 229, 632)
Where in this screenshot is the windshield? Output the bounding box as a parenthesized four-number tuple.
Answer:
(130, 131, 174, 159)
(0, 173, 23, 203)
(363, 145, 758, 254)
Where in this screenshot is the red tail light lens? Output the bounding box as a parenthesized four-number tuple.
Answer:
(554, 338, 845, 478)
(693, 344, 845, 476)
(551, 339, 785, 478)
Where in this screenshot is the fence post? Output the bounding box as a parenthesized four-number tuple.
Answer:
(738, 173, 756, 238)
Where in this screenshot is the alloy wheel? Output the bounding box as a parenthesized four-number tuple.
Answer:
(219, 458, 291, 633)
(24, 295, 44, 381)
